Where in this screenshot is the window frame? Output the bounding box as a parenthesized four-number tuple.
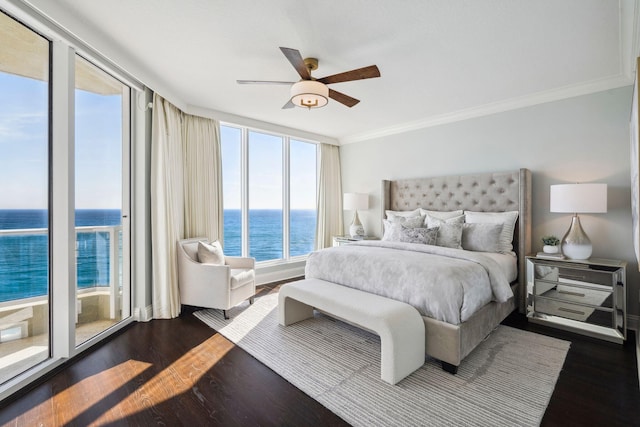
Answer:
(220, 122, 319, 264)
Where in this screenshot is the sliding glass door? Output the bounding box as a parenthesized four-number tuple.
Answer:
(0, 12, 50, 383)
(74, 56, 130, 345)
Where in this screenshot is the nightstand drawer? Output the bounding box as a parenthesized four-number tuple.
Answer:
(533, 263, 617, 288)
(534, 297, 613, 328)
(533, 282, 613, 309)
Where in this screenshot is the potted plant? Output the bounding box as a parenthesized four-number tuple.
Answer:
(541, 235, 560, 254)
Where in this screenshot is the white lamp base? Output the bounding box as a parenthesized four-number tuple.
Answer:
(349, 211, 365, 238)
(561, 215, 592, 260)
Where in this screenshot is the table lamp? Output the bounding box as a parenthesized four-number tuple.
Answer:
(550, 183, 607, 260)
(343, 193, 369, 238)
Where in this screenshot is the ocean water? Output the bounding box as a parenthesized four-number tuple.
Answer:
(0, 209, 121, 303)
(224, 209, 316, 261)
(0, 209, 315, 302)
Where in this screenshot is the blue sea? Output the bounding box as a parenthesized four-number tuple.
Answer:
(0, 209, 315, 303)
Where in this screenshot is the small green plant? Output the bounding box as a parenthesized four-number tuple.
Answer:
(541, 235, 560, 246)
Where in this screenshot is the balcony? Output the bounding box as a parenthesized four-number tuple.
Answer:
(0, 225, 124, 384)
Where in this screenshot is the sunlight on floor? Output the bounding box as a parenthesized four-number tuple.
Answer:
(90, 333, 234, 424)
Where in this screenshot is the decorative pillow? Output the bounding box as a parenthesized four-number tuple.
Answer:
(461, 223, 503, 252)
(425, 213, 465, 228)
(385, 208, 421, 220)
(435, 223, 463, 249)
(419, 209, 464, 221)
(464, 211, 519, 254)
(382, 216, 425, 241)
(197, 240, 225, 265)
(399, 225, 438, 245)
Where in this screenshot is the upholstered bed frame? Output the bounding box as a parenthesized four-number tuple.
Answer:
(381, 169, 531, 370)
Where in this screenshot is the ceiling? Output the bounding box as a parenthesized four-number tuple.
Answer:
(17, 0, 640, 143)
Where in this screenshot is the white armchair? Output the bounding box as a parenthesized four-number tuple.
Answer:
(177, 237, 256, 319)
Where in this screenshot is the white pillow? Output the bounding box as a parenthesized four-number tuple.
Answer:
(464, 211, 519, 254)
(385, 208, 421, 220)
(419, 209, 464, 220)
(197, 240, 225, 265)
(425, 214, 464, 228)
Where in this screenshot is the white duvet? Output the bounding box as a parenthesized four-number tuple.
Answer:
(305, 240, 513, 325)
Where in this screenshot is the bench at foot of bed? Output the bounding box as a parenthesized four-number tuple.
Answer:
(278, 278, 425, 385)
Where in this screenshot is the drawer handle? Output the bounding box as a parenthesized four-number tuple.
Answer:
(558, 307, 585, 316)
(558, 290, 585, 298)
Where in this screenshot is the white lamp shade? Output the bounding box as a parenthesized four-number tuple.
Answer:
(550, 183, 607, 213)
(290, 80, 329, 109)
(343, 193, 369, 211)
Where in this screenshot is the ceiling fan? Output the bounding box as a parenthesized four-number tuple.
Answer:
(237, 47, 381, 109)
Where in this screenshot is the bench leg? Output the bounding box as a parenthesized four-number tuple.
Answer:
(441, 361, 458, 374)
(278, 296, 314, 326)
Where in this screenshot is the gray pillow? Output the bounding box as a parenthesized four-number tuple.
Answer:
(461, 223, 503, 252)
(382, 215, 425, 240)
(197, 240, 225, 265)
(435, 223, 464, 249)
(399, 225, 438, 245)
(425, 214, 465, 228)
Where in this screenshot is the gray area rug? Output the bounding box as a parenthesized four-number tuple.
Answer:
(194, 293, 570, 427)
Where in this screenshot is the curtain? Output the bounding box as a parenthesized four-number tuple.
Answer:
(315, 143, 344, 249)
(150, 94, 184, 319)
(183, 115, 223, 241)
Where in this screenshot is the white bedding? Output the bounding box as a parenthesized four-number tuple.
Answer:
(305, 240, 513, 325)
(481, 252, 518, 283)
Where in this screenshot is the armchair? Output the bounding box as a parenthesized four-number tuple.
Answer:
(177, 237, 256, 319)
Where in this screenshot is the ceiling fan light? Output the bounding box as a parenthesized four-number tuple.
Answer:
(290, 80, 329, 109)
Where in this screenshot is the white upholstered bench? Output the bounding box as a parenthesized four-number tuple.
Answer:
(278, 278, 425, 385)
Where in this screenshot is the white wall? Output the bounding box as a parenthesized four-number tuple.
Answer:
(340, 87, 639, 319)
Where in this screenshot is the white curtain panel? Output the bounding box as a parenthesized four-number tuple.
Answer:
(315, 144, 344, 249)
(182, 115, 223, 242)
(150, 94, 184, 319)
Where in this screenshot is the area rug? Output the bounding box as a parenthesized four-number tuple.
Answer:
(194, 293, 570, 427)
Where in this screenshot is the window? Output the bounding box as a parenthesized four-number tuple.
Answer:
(221, 125, 317, 262)
(0, 8, 133, 391)
(74, 55, 130, 345)
(0, 11, 50, 384)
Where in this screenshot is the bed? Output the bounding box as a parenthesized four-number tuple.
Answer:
(305, 169, 531, 372)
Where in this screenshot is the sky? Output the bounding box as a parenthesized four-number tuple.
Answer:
(220, 125, 317, 210)
(0, 71, 123, 210)
(1, 71, 316, 212)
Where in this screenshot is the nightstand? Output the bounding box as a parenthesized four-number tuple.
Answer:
(332, 236, 379, 247)
(526, 255, 626, 344)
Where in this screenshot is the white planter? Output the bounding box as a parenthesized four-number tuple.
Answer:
(543, 245, 559, 254)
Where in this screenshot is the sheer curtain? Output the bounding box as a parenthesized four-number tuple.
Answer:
(183, 115, 223, 241)
(150, 94, 184, 319)
(315, 143, 344, 249)
(151, 95, 223, 319)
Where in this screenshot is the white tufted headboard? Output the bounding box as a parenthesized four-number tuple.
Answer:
(381, 169, 532, 312)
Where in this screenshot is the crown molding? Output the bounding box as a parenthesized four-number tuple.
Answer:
(339, 75, 632, 145)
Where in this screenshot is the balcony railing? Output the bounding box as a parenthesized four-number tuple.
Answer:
(0, 225, 122, 319)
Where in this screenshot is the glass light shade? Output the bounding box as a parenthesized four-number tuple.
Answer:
(290, 80, 328, 109)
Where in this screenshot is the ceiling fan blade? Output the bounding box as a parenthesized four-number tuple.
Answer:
(237, 80, 295, 85)
(328, 88, 360, 108)
(317, 65, 380, 85)
(282, 99, 295, 109)
(280, 47, 311, 80)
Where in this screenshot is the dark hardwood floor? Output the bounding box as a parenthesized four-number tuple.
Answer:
(0, 283, 638, 426)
